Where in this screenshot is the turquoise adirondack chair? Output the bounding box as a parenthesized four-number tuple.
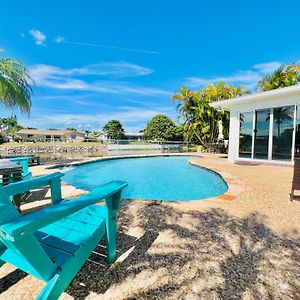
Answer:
(0, 172, 127, 299)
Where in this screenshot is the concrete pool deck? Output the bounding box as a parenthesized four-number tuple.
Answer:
(0, 153, 299, 299)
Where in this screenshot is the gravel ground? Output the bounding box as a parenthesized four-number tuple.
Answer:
(0, 153, 299, 300)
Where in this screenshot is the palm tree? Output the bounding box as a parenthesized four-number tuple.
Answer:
(265, 106, 294, 139)
(0, 116, 23, 139)
(204, 82, 248, 140)
(171, 83, 247, 146)
(0, 58, 33, 113)
(171, 87, 204, 143)
(257, 64, 300, 92)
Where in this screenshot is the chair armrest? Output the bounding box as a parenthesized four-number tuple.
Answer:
(9, 157, 32, 178)
(0, 180, 127, 241)
(3, 172, 64, 196)
(9, 156, 30, 163)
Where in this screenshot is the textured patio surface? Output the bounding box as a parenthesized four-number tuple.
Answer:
(0, 153, 299, 299)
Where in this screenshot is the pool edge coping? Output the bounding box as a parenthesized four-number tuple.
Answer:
(188, 158, 245, 203)
(47, 152, 202, 169)
(54, 153, 243, 203)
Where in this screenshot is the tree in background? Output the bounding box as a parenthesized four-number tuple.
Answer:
(103, 120, 125, 139)
(257, 64, 300, 91)
(0, 58, 33, 113)
(172, 82, 247, 146)
(0, 116, 23, 139)
(66, 127, 77, 131)
(143, 114, 182, 141)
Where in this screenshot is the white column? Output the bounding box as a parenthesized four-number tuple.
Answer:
(268, 109, 274, 160)
(228, 110, 239, 163)
(292, 105, 297, 162)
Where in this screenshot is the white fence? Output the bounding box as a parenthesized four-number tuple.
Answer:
(107, 141, 193, 156)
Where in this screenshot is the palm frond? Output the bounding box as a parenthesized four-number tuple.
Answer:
(0, 58, 33, 113)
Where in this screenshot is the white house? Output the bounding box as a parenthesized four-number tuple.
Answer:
(124, 132, 144, 141)
(17, 129, 86, 142)
(210, 85, 300, 164)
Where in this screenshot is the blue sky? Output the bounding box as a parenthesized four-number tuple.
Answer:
(1, 0, 300, 132)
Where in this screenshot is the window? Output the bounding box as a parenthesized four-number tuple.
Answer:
(253, 109, 270, 159)
(238, 106, 296, 162)
(239, 112, 253, 158)
(272, 106, 294, 161)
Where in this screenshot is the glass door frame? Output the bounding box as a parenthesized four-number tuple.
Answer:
(291, 106, 297, 162)
(238, 104, 297, 162)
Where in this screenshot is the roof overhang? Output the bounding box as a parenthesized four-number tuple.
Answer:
(209, 84, 300, 111)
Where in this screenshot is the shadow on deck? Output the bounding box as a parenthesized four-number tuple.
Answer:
(1, 201, 299, 299)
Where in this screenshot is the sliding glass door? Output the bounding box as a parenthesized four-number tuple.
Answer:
(239, 112, 253, 158)
(253, 109, 270, 159)
(238, 106, 297, 162)
(272, 106, 294, 160)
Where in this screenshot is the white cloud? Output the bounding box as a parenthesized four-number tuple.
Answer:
(67, 62, 153, 77)
(29, 29, 46, 46)
(252, 61, 282, 73)
(29, 63, 168, 96)
(54, 36, 65, 43)
(186, 61, 283, 88)
(20, 106, 175, 131)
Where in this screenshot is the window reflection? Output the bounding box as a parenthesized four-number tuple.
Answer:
(239, 112, 253, 158)
(272, 106, 294, 161)
(253, 109, 270, 159)
(239, 106, 296, 162)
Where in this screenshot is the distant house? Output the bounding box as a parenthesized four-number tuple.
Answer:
(124, 132, 144, 141)
(17, 129, 85, 142)
(94, 131, 108, 141)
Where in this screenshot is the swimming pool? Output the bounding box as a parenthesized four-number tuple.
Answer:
(62, 156, 228, 201)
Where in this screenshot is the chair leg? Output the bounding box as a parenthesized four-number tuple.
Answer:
(106, 216, 117, 263)
(105, 192, 122, 263)
(290, 189, 294, 201)
(37, 274, 67, 300)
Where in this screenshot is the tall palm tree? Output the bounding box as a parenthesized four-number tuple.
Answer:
(265, 106, 294, 139)
(257, 64, 300, 92)
(0, 58, 33, 113)
(204, 82, 248, 140)
(171, 87, 203, 142)
(171, 83, 247, 146)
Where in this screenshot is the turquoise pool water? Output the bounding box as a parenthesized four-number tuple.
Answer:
(62, 156, 228, 201)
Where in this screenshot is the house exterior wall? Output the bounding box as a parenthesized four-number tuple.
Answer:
(17, 130, 85, 141)
(227, 92, 300, 163)
(228, 110, 239, 162)
(65, 132, 85, 141)
(17, 133, 58, 139)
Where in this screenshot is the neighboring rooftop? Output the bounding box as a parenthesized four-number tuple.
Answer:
(17, 129, 85, 135)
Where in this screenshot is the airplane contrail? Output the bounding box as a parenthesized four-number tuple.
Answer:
(55, 36, 161, 55)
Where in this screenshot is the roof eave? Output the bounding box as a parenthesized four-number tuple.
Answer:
(209, 84, 300, 110)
